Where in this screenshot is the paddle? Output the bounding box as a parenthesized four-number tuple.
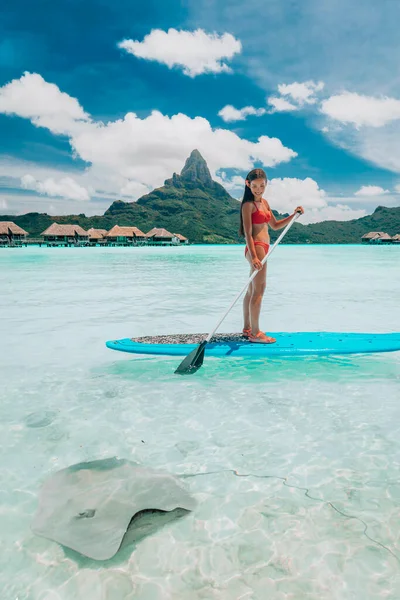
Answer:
(174, 211, 301, 375)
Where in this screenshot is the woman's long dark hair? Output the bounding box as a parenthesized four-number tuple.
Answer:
(239, 168, 267, 237)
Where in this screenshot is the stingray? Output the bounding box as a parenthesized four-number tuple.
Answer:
(31, 457, 196, 560)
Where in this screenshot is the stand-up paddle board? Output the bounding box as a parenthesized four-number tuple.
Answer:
(106, 332, 400, 358)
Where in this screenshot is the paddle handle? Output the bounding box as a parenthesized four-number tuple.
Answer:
(205, 212, 301, 343)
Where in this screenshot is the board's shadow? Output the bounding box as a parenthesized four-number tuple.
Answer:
(97, 351, 400, 384)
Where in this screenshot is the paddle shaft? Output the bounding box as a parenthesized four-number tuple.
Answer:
(205, 212, 300, 344)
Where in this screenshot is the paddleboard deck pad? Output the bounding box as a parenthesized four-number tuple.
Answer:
(106, 332, 400, 357)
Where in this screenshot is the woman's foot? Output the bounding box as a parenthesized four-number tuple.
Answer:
(248, 331, 276, 344)
(242, 327, 252, 338)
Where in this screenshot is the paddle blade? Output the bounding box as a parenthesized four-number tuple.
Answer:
(174, 341, 207, 375)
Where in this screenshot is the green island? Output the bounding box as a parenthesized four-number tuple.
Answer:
(1, 150, 399, 245)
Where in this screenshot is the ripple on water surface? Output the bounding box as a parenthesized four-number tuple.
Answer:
(1, 245, 400, 599)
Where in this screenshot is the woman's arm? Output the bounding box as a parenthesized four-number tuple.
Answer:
(242, 203, 263, 270)
(266, 201, 304, 231)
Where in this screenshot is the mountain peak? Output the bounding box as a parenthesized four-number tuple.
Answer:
(180, 149, 213, 186)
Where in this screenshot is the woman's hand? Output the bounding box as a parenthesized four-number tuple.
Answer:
(252, 256, 263, 271)
(294, 206, 304, 215)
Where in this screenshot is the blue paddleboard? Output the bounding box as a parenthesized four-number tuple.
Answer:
(106, 332, 400, 358)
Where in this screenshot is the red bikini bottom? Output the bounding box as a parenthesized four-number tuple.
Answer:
(245, 241, 270, 256)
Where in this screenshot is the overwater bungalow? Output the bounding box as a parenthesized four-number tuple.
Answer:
(377, 233, 393, 243)
(87, 228, 108, 245)
(105, 225, 146, 245)
(41, 223, 89, 246)
(173, 233, 189, 244)
(145, 227, 178, 245)
(392, 234, 400, 243)
(362, 232, 383, 243)
(361, 231, 392, 244)
(0, 221, 29, 246)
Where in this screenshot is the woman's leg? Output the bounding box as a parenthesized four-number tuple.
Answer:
(242, 277, 253, 332)
(249, 248, 267, 334)
(245, 246, 275, 343)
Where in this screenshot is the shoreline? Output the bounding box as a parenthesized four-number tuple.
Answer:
(1, 242, 399, 249)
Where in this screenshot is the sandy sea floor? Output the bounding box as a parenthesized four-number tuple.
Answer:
(1, 244, 400, 600)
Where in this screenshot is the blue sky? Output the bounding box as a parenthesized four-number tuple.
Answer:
(1, 0, 399, 222)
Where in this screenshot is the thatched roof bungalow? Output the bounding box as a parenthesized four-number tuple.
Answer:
(376, 233, 392, 243)
(41, 223, 89, 244)
(145, 227, 178, 244)
(105, 225, 146, 244)
(0, 221, 29, 244)
(173, 233, 188, 244)
(392, 234, 400, 243)
(361, 231, 392, 243)
(361, 231, 384, 242)
(87, 228, 108, 242)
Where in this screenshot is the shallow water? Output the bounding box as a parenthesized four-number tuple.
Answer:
(1, 244, 400, 599)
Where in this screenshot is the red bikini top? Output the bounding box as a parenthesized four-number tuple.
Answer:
(251, 202, 271, 225)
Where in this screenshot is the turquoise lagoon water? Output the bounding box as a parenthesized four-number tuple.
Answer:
(1, 244, 400, 600)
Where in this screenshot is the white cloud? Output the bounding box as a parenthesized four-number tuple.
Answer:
(321, 126, 329, 133)
(0, 198, 8, 211)
(355, 125, 400, 173)
(21, 174, 90, 201)
(0, 159, 81, 182)
(267, 97, 298, 113)
(3, 73, 381, 223)
(215, 172, 245, 194)
(317, 100, 400, 174)
(302, 203, 367, 224)
(186, 0, 400, 175)
(189, 0, 398, 103)
(320, 92, 400, 128)
(218, 105, 266, 122)
(268, 177, 327, 213)
(0, 72, 90, 135)
(120, 180, 151, 198)
(118, 28, 242, 77)
(184, 170, 370, 222)
(0, 159, 120, 200)
(341, 191, 399, 207)
(396, 184, 400, 193)
(354, 185, 390, 196)
(0, 73, 297, 203)
(278, 81, 324, 105)
(69, 110, 297, 187)
(0, 191, 108, 216)
(267, 80, 324, 113)
(266, 177, 366, 223)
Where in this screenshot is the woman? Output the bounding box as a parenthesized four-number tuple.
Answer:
(240, 168, 304, 343)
